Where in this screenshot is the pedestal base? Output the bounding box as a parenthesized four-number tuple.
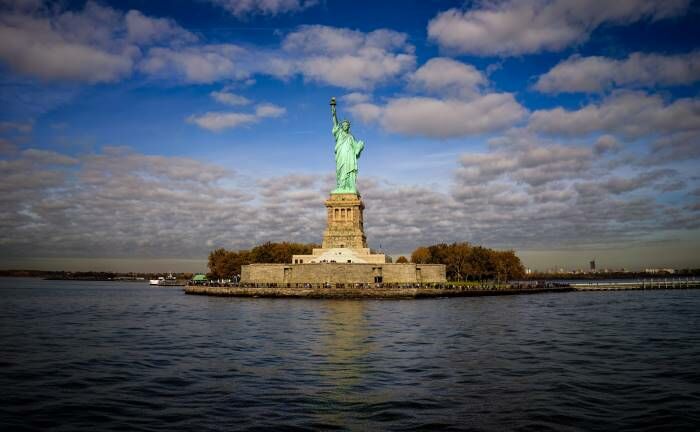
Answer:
(321, 193, 367, 249)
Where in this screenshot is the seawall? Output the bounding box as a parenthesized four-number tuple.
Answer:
(184, 285, 574, 299)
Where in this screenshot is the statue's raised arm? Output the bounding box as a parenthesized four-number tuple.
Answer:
(330, 97, 338, 127)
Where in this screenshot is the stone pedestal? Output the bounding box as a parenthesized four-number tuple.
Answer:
(322, 193, 366, 249)
(291, 192, 386, 264)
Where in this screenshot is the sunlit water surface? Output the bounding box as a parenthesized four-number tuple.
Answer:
(1, 278, 699, 431)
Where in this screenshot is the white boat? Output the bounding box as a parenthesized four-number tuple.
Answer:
(149, 273, 183, 286)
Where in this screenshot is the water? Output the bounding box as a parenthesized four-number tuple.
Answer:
(1, 278, 699, 431)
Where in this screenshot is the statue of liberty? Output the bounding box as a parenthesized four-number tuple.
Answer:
(330, 97, 364, 194)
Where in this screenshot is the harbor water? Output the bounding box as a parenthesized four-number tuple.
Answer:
(1, 278, 699, 431)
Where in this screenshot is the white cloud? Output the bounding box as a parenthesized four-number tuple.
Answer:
(0, 5, 415, 90)
(136, 24, 414, 89)
(347, 102, 382, 124)
(410, 57, 487, 98)
(0, 121, 33, 133)
(0, 1, 197, 83)
(186, 112, 257, 131)
(0, 138, 17, 155)
(428, 0, 690, 56)
(279, 25, 415, 89)
(21, 148, 78, 166)
(254, 103, 286, 118)
(594, 135, 621, 155)
(187, 102, 285, 131)
(1, 142, 697, 264)
(139, 44, 247, 83)
(125, 10, 197, 45)
(210, 90, 251, 106)
(458, 137, 594, 187)
(647, 131, 700, 163)
(341, 92, 371, 105)
(207, 0, 318, 17)
(535, 51, 700, 93)
(0, 4, 133, 82)
(361, 94, 526, 139)
(528, 91, 700, 139)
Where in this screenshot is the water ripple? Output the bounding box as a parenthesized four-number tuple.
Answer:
(1, 279, 699, 431)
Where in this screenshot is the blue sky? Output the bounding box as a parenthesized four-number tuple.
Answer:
(1, 0, 700, 272)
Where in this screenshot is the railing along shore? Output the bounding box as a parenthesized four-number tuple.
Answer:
(183, 277, 700, 298)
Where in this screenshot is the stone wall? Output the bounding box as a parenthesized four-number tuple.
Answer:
(241, 263, 446, 284)
(185, 284, 574, 299)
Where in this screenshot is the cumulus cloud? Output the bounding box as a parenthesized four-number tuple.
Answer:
(187, 102, 285, 131)
(0, 147, 256, 258)
(0, 121, 33, 133)
(594, 135, 621, 155)
(0, 138, 18, 154)
(647, 131, 700, 164)
(575, 169, 678, 196)
(1, 141, 697, 262)
(341, 92, 371, 105)
(427, 0, 690, 56)
(254, 103, 286, 118)
(186, 112, 257, 131)
(134, 24, 415, 89)
(207, 0, 318, 17)
(21, 148, 78, 166)
(279, 25, 416, 89)
(0, 1, 133, 82)
(0, 4, 415, 90)
(529, 91, 700, 139)
(458, 136, 595, 187)
(0, 1, 198, 83)
(339, 55, 525, 138)
(210, 90, 251, 106)
(535, 51, 700, 93)
(349, 94, 526, 139)
(347, 102, 383, 124)
(410, 57, 487, 98)
(138, 44, 248, 83)
(124, 10, 197, 45)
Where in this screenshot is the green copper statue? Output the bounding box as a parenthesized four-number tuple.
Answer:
(330, 97, 364, 194)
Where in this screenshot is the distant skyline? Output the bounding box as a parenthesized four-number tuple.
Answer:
(1, 0, 700, 272)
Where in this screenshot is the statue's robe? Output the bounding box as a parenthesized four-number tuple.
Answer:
(332, 124, 364, 193)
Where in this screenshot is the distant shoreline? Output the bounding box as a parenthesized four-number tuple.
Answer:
(0, 270, 189, 282)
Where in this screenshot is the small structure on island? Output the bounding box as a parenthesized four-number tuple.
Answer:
(241, 98, 446, 285)
(190, 273, 209, 285)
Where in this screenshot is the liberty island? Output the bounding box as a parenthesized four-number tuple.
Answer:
(187, 98, 448, 294)
(237, 98, 446, 288)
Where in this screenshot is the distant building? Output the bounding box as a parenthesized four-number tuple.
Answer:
(589, 260, 596, 272)
(645, 268, 676, 274)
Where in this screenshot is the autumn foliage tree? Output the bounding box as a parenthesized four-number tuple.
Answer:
(410, 242, 525, 281)
(208, 242, 319, 279)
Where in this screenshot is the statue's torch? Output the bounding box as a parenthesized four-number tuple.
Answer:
(330, 97, 336, 108)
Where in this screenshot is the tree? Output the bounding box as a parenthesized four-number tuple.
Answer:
(411, 246, 431, 263)
(208, 248, 251, 279)
(208, 242, 319, 278)
(493, 250, 525, 281)
(444, 242, 472, 281)
(396, 256, 408, 263)
(409, 242, 525, 282)
(469, 246, 495, 280)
